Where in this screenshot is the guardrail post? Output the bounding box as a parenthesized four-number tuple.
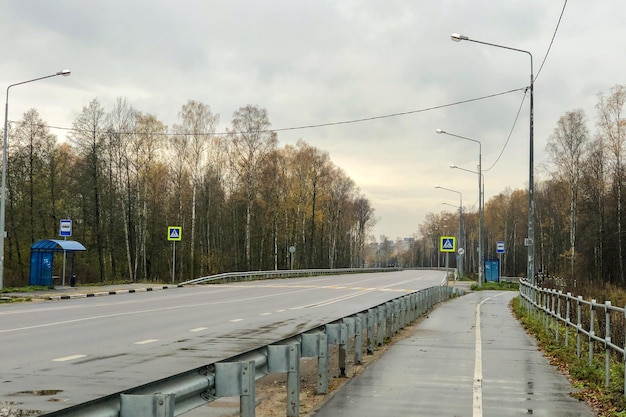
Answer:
(367, 308, 375, 354)
(354, 314, 364, 364)
(215, 360, 256, 417)
(268, 342, 301, 417)
(120, 393, 175, 417)
(392, 299, 399, 333)
(408, 293, 416, 323)
(326, 323, 348, 377)
(301, 331, 327, 396)
(385, 301, 393, 339)
(342, 317, 356, 373)
(377, 305, 385, 346)
(319, 333, 328, 394)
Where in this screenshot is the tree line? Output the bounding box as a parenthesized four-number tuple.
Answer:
(401, 84, 626, 286)
(3, 99, 376, 286)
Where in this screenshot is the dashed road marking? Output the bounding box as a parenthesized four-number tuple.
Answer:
(135, 339, 158, 345)
(230, 318, 244, 322)
(53, 354, 86, 362)
(190, 327, 208, 332)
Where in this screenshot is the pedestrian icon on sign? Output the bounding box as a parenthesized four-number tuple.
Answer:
(440, 236, 456, 253)
(168, 226, 182, 241)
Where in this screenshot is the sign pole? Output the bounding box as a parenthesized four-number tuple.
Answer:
(59, 219, 72, 286)
(62, 237, 67, 286)
(168, 226, 182, 284)
(172, 240, 176, 284)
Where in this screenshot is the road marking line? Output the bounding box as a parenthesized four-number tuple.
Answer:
(135, 339, 158, 345)
(275, 309, 286, 312)
(230, 318, 244, 322)
(474, 293, 506, 417)
(53, 354, 86, 362)
(190, 327, 207, 332)
(260, 312, 271, 316)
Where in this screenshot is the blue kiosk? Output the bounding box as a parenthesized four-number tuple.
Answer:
(29, 239, 86, 287)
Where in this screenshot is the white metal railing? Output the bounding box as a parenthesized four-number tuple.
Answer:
(519, 279, 626, 394)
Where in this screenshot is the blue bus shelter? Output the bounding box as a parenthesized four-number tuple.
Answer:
(29, 239, 86, 286)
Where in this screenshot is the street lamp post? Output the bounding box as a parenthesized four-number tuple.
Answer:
(436, 129, 483, 286)
(1, 70, 71, 289)
(450, 32, 535, 284)
(436, 186, 464, 279)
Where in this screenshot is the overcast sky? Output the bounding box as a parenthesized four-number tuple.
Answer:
(1, 1, 624, 241)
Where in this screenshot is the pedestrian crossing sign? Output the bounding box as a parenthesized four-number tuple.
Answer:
(168, 226, 182, 241)
(440, 236, 456, 252)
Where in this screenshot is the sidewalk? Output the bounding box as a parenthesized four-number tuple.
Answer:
(311, 286, 595, 417)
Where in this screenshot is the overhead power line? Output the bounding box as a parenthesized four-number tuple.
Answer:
(36, 87, 526, 137)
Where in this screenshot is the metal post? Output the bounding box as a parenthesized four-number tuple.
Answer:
(450, 33, 534, 284)
(0, 70, 70, 289)
(172, 240, 176, 284)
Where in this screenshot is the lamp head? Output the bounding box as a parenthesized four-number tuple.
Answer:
(450, 33, 468, 42)
(435, 185, 441, 189)
(450, 164, 457, 169)
(435, 129, 444, 134)
(57, 69, 71, 76)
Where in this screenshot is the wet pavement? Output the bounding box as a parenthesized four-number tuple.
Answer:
(312, 286, 595, 417)
(1, 281, 596, 416)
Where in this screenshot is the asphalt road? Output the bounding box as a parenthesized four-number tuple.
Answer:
(0, 270, 445, 414)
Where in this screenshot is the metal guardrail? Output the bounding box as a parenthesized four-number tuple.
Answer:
(179, 267, 401, 286)
(519, 279, 626, 395)
(42, 283, 461, 417)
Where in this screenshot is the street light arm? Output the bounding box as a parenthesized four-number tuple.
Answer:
(436, 129, 481, 155)
(7, 70, 71, 93)
(450, 34, 533, 78)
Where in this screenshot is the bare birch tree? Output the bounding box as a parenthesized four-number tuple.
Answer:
(172, 100, 219, 279)
(227, 105, 277, 269)
(596, 85, 626, 283)
(546, 109, 589, 279)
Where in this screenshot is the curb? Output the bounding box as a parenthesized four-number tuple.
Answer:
(45, 285, 182, 301)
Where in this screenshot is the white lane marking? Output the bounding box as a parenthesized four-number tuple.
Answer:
(473, 293, 506, 417)
(135, 339, 158, 345)
(275, 309, 286, 313)
(260, 313, 271, 316)
(0, 287, 319, 334)
(53, 354, 86, 362)
(190, 327, 208, 332)
(291, 288, 377, 309)
(230, 318, 244, 322)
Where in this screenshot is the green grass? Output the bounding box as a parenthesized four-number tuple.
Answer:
(0, 285, 51, 293)
(471, 281, 519, 291)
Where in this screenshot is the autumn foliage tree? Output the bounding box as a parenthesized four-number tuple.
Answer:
(0, 100, 375, 286)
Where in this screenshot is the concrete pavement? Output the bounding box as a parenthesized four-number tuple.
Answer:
(311, 286, 595, 417)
